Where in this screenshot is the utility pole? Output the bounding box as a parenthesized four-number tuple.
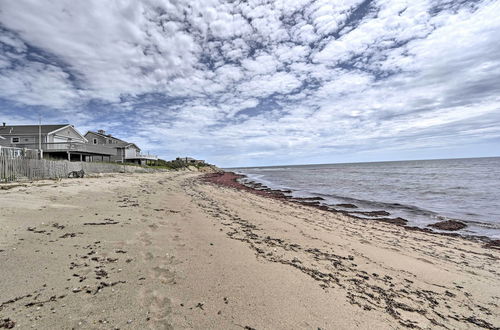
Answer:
(38, 114, 42, 159)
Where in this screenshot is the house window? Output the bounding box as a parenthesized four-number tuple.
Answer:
(12, 137, 19, 143)
(93, 138, 97, 144)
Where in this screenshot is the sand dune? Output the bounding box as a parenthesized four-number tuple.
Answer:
(0, 172, 499, 329)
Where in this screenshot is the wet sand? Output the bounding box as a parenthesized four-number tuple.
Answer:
(0, 171, 499, 329)
(204, 172, 500, 243)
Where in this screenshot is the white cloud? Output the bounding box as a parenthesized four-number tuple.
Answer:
(242, 54, 280, 74)
(0, 0, 499, 166)
(0, 62, 80, 108)
(238, 72, 302, 98)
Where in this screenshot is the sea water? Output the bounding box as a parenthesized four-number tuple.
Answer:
(231, 157, 500, 239)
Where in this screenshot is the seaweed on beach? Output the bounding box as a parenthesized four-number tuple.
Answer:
(202, 172, 411, 226)
(83, 218, 119, 225)
(194, 175, 499, 329)
(428, 220, 467, 231)
(0, 318, 15, 329)
(202, 172, 500, 248)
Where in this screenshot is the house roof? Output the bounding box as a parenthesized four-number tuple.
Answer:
(123, 143, 141, 150)
(0, 124, 69, 135)
(86, 130, 128, 144)
(85, 131, 141, 150)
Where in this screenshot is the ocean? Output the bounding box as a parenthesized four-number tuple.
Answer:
(231, 157, 500, 239)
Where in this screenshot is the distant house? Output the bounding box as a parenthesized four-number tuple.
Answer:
(85, 130, 157, 165)
(0, 123, 116, 161)
(176, 157, 205, 165)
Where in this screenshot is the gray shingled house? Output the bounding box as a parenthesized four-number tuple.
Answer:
(84, 130, 157, 165)
(0, 123, 116, 161)
(175, 157, 205, 165)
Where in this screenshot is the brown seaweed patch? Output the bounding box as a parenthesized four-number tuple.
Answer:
(428, 220, 467, 231)
(0, 318, 15, 329)
(483, 240, 500, 250)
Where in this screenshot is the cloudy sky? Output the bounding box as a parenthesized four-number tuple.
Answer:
(0, 0, 499, 167)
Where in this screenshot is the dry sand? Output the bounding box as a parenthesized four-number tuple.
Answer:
(0, 171, 499, 329)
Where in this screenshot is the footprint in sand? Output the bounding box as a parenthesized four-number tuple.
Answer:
(138, 288, 174, 330)
(148, 223, 159, 230)
(152, 266, 176, 285)
(139, 232, 153, 246)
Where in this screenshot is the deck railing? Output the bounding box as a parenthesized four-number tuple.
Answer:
(133, 153, 158, 160)
(12, 142, 117, 156)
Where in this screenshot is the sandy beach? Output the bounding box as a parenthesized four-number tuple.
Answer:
(1, 171, 499, 329)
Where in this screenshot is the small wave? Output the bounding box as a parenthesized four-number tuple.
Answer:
(461, 220, 500, 230)
(420, 190, 447, 195)
(309, 192, 436, 216)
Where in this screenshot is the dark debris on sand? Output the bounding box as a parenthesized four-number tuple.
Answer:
(83, 218, 119, 226)
(428, 220, 467, 231)
(0, 318, 15, 329)
(483, 240, 500, 250)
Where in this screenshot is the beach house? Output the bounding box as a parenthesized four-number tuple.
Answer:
(85, 130, 158, 165)
(0, 123, 116, 161)
(175, 157, 205, 165)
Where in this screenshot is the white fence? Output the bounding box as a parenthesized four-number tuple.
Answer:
(0, 156, 157, 182)
(0, 146, 39, 159)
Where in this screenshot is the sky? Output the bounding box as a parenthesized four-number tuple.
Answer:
(0, 0, 499, 167)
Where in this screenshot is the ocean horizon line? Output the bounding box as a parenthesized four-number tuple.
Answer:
(226, 155, 500, 169)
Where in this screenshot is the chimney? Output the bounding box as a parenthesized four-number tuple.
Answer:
(2, 122, 5, 127)
(97, 129, 106, 135)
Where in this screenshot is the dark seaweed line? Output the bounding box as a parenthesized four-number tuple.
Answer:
(203, 172, 500, 250)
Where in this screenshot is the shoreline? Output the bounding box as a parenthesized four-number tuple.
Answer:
(1, 171, 499, 329)
(202, 171, 500, 249)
